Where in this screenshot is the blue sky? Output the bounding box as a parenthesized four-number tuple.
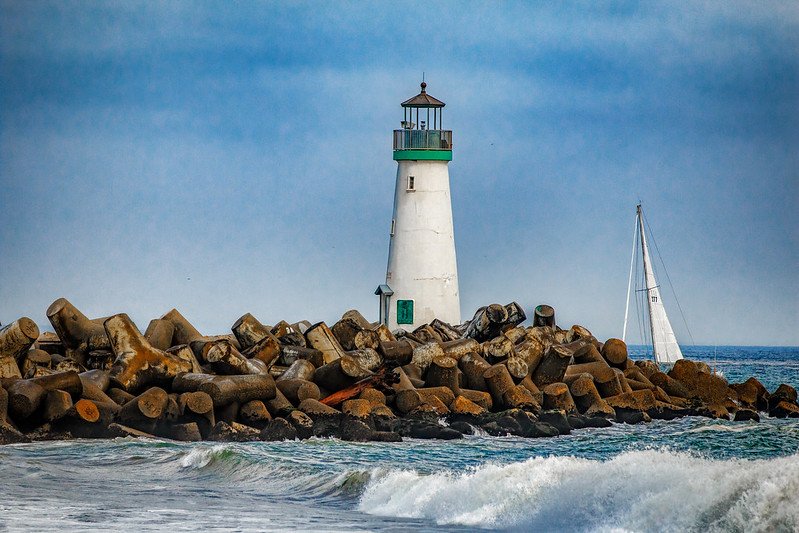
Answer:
(1, 1, 797, 345)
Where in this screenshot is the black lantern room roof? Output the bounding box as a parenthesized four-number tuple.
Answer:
(401, 82, 445, 108)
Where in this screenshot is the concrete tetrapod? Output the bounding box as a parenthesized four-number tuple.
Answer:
(569, 374, 615, 418)
(0, 321, 39, 359)
(118, 387, 169, 433)
(278, 360, 316, 382)
(543, 382, 577, 414)
(425, 356, 460, 394)
(465, 304, 509, 342)
(332, 317, 380, 351)
(143, 319, 175, 351)
(531, 345, 572, 387)
(305, 322, 347, 365)
(203, 340, 262, 375)
(46, 299, 110, 363)
(231, 313, 273, 350)
(601, 338, 629, 369)
(459, 352, 491, 391)
(160, 309, 203, 346)
(105, 314, 193, 392)
(276, 379, 321, 405)
(172, 373, 277, 407)
(313, 355, 370, 393)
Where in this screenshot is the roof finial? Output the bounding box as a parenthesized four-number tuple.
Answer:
(420, 73, 427, 93)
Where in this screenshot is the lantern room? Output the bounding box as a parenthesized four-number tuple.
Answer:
(393, 82, 453, 161)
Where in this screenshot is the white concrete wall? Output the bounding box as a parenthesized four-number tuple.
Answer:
(386, 159, 460, 330)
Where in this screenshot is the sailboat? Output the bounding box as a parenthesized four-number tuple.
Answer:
(622, 204, 684, 366)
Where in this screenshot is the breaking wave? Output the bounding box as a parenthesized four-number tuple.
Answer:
(176, 444, 371, 501)
(160, 443, 799, 530)
(180, 445, 241, 469)
(358, 449, 799, 532)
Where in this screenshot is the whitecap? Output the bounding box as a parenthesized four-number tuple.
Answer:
(358, 449, 799, 532)
(682, 423, 757, 434)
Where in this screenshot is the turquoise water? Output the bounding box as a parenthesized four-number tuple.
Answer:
(1, 346, 797, 532)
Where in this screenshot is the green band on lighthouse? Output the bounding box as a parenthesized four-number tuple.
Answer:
(393, 150, 452, 161)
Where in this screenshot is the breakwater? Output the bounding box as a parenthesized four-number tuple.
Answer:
(1, 299, 797, 445)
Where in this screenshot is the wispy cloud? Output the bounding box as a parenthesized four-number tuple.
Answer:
(1, 1, 797, 344)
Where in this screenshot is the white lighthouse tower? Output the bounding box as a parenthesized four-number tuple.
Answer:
(379, 81, 460, 331)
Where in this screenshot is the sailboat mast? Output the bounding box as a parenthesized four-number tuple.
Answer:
(622, 211, 638, 343)
(637, 205, 657, 361)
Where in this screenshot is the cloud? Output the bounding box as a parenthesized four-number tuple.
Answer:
(1, 1, 797, 345)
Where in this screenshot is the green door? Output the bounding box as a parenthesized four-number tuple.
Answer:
(397, 300, 414, 325)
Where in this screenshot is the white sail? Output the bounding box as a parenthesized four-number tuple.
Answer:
(637, 205, 683, 364)
(621, 213, 638, 343)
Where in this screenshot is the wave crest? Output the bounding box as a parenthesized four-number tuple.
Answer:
(180, 445, 240, 469)
(176, 444, 372, 501)
(358, 449, 799, 532)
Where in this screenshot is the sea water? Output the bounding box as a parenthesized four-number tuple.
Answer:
(1, 346, 797, 532)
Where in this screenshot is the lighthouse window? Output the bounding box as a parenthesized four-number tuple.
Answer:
(407, 176, 415, 191)
(390, 219, 396, 236)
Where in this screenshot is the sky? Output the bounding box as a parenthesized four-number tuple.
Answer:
(1, 1, 797, 346)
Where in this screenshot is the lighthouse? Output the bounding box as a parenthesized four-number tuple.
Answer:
(378, 81, 460, 331)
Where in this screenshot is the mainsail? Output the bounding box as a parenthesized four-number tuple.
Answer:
(624, 205, 683, 365)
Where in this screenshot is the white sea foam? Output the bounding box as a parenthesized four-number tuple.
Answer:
(358, 449, 799, 532)
(682, 423, 756, 434)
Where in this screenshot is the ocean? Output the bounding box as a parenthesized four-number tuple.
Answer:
(1, 346, 797, 532)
